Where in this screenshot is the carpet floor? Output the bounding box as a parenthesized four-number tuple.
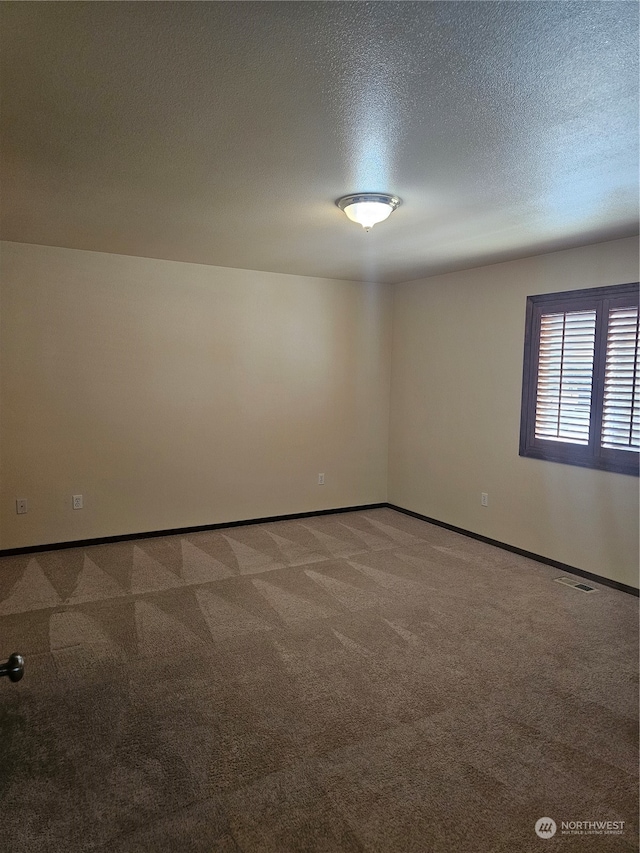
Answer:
(0, 507, 637, 852)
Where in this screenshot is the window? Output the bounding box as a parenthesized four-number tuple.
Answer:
(520, 282, 639, 476)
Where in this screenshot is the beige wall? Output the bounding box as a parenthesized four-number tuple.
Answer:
(2, 237, 638, 589)
(0, 242, 391, 548)
(389, 236, 640, 589)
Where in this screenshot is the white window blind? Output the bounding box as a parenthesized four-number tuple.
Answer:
(601, 305, 640, 451)
(534, 310, 596, 444)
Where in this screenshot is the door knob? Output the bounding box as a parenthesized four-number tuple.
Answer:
(0, 653, 25, 682)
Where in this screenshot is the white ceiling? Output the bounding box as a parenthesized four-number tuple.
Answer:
(1, 2, 638, 284)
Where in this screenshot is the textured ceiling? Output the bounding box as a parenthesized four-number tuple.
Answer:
(1, 2, 638, 284)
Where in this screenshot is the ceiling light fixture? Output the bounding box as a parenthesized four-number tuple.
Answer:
(336, 193, 402, 232)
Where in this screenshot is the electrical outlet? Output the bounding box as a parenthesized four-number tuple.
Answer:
(318, 473, 325, 485)
(72, 495, 83, 510)
(16, 498, 28, 515)
(481, 492, 489, 507)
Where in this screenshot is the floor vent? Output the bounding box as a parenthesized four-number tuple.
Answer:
(555, 577, 596, 592)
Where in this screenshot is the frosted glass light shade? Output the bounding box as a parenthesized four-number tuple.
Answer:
(336, 193, 401, 231)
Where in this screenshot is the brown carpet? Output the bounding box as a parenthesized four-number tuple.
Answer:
(0, 508, 637, 852)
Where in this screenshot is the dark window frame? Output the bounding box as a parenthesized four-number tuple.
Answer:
(519, 281, 639, 477)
